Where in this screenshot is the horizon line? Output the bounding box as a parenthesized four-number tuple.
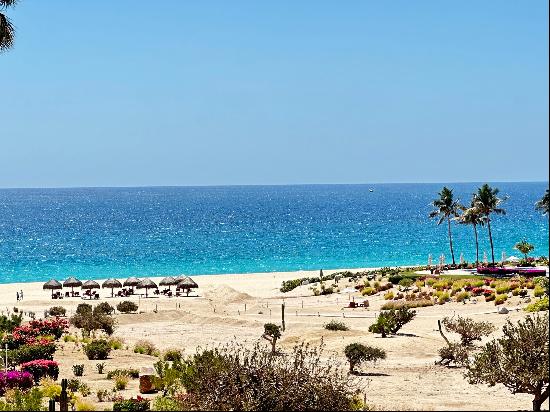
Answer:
(0, 180, 548, 191)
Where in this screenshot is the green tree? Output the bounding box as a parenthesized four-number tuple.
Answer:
(0, 0, 16, 51)
(262, 323, 281, 354)
(429, 187, 462, 265)
(514, 240, 535, 261)
(535, 189, 549, 216)
(344, 343, 386, 374)
(455, 201, 486, 265)
(472, 184, 506, 265)
(466, 313, 549, 412)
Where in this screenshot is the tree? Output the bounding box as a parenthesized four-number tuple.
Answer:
(472, 184, 506, 265)
(368, 313, 395, 338)
(344, 343, 386, 374)
(262, 323, 281, 354)
(466, 313, 549, 412)
(535, 189, 549, 216)
(0, 0, 16, 51)
(455, 201, 486, 265)
(368, 308, 415, 337)
(429, 187, 462, 265)
(514, 240, 535, 262)
(441, 315, 495, 347)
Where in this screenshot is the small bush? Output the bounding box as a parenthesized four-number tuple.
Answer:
(75, 398, 96, 411)
(435, 291, 450, 304)
(39, 377, 62, 400)
(113, 397, 151, 412)
(109, 336, 125, 350)
(0, 371, 34, 396)
(133, 340, 159, 357)
(107, 369, 140, 380)
(511, 288, 521, 296)
(344, 343, 386, 373)
(114, 374, 129, 391)
(20, 359, 59, 382)
(67, 378, 81, 392)
(117, 301, 139, 314)
(324, 320, 349, 331)
(485, 293, 495, 302)
(48, 306, 66, 317)
(384, 291, 394, 300)
(96, 389, 111, 402)
(93, 302, 114, 316)
(533, 286, 545, 298)
(84, 340, 111, 360)
(76, 303, 93, 315)
(494, 294, 508, 305)
(442, 316, 495, 346)
(72, 364, 84, 377)
(163, 349, 183, 362)
(455, 291, 470, 303)
(495, 283, 511, 294)
(78, 382, 91, 397)
(438, 343, 469, 367)
(361, 287, 376, 296)
(524, 296, 549, 312)
(96, 362, 106, 374)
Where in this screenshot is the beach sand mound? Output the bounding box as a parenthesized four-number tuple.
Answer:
(202, 285, 255, 304)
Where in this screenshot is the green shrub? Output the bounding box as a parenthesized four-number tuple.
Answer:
(107, 369, 140, 380)
(0, 387, 44, 411)
(70, 311, 116, 336)
(380, 299, 433, 310)
(152, 396, 181, 411)
(8, 343, 56, 366)
(133, 340, 159, 357)
(524, 296, 549, 312)
(511, 288, 521, 296)
(437, 342, 469, 367)
(48, 306, 66, 317)
(78, 382, 91, 397)
(495, 283, 511, 294)
(76, 303, 92, 315)
(96, 362, 106, 374)
(344, 343, 386, 373)
(533, 286, 545, 298)
(323, 320, 349, 331)
(435, 291, 450, 304)
(75, 398, 96, 411)
(163, 349, 183, 362)
(494, 294, 508, 305)
(361, 287, 376, 296)
(114, 374, 129, 390)
(384, 291, 394, 300)
(72, 364, 84, 377)
(117, 301, 139, 314)
(455, 291, 470, 303)
(84, 340, 111, 360)
(0, 314, 23, 333)
(485, 293, 496, 302)
(93, 302, 114, 316)
(109, 336, 125, 350)
(442, 316, 495, 346)
(113, 397, 150, 411)
(96, 389, 111, 402)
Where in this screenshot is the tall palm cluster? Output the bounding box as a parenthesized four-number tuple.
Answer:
(0, 0, 16, 52)
(430, 184, 548, 267)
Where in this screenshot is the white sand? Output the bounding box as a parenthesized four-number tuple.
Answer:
(3, 267, 549, 411)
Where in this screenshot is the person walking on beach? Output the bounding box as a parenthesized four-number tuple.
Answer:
(16, 292, 19, 301)
(20, 290, 23, 300)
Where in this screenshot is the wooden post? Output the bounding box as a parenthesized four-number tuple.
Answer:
(244, 303, 247, 312)
(60, 378, 68, 411)
(48, 398, 55, 412)
(281, 303, 285, 331)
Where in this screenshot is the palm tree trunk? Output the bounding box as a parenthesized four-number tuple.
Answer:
(473, 224, 479, 266)
(447, 218, 456, 265)
(487, 218, 495, 265)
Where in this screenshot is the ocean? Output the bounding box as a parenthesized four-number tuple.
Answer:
(0, 182, 548, 284)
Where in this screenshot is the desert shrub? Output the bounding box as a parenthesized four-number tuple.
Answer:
(494, 294, 508, 305)
(0, 387, 43, 411)
(262, 323, 282, 354)
(485, 293, 496, 302)
(63, 334, 78, 343)
(152, 396, 181, 411)
(40, 376, 62, 399)
(109, 336, 125, 350)
(426, 278, 437, 287)
(66, 378, 81, 392)
(117, 301, 139, 314)
(175, 342, 362, 411)
(466, 313, 549, 412)
(113, 396, 150, 411)
(384, 291, 394, 300)
(93, 302, 114, 316)
(0, 314, 23, 334)
(114, 374, 129, 390)
(163, 349, 183, 362)
(533, 286, 545, 298)
(524, 296, 549, 312)
(324, 320, 349, 331)
(279, 279, 303, 293)
(8, 343, 56, 366)
(437, 342, 469, 367)
(72, 364, 84, 377)
(134, 340, 159, 357)
(525, 281, 535, 289)
(495, 283, 511, 294)
(75, 398, 96, 411)
(0, 371, 34, 396)
(361, 287, 376, 296)
(455, 291, 471, 303)
(369, 308, 416, 337)
(107, 369, 140, 380)
(415, 280, 425, 288)
(435, 291, 450, 304)
(20, 359, 59, 382)
(84, 339, 111, 360)
(442, 316, 495, 346)
(78, 382, 91, 397)
(96, 362, 106, 374)
(381, 299, 433, 310)
(70, 309, 116, 336)
(344, 343, 386, 373)
(512, 288, 521, 296)
(48, 306, 66, 317)
(96, 389, 111, 402)
(76, 303, 92, 315)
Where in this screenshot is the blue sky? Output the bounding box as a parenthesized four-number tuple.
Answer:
(1, 0, 548, 188)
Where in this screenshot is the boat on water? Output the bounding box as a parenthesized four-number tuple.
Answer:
(369, 188, 374, 192)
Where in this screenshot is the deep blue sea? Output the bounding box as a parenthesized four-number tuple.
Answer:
(0, 183, 548, 284)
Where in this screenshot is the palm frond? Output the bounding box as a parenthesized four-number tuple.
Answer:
(0, 0, 17, 8)
(0, 11, 15, 51)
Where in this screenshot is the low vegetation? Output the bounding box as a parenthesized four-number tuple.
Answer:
(324, 320, 349, 331)
(344, 343, 386, 374)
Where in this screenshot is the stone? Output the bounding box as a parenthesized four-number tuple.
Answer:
(498, 307, 509, 314)
(139, 375, 156, 394)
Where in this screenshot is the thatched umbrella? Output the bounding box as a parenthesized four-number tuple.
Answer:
(102, 278, 122, 297)
(43, 279, 62, 297)
(159, 276, 178, 291)
(81, 280, 100, 290)
(63, 276, 82, 294)
(137, 278, 157, 297)
(176, 276, 198, 296)
(124, 277, 141, 293)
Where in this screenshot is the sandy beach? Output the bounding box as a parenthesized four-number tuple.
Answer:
(3, 267, 548, 411)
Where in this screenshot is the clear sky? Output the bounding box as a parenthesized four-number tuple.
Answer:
(1, 0, 548, 188)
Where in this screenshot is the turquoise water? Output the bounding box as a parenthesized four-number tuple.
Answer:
(0, 182, 548, 284)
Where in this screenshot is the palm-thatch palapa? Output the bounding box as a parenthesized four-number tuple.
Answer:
(102, 278, 122, 297)
(137, 278, 158, 297)
(43, 279, 62, 297)
(63, 276, 82, 294)
(176, 276, 198, 296)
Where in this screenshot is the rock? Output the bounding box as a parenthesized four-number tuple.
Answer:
(139, 375, 156, 394)
(524, 297, 531, 303)
(498, 307, 509, 314)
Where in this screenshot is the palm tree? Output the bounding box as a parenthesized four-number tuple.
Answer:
(472, 184, 506, 265)
(429, 187, 462, 265)
(514, 240, 534, 262)
(456, 202, 485, 266)
(535, 189, 549, 216)
(0, 0, 16, 52)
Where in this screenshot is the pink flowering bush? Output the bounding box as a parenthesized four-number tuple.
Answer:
(0, 370, 34, 395)
(20, 359, 59, 382)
